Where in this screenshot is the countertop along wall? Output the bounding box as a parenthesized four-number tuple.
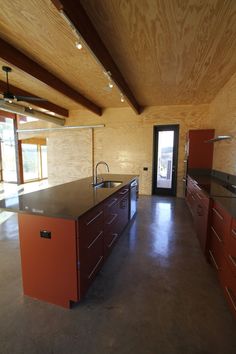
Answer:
(208, 72, 236, 175)
(67, 104, 211, 197)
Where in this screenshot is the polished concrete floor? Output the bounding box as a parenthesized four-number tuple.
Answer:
(0, 196, 236, 354)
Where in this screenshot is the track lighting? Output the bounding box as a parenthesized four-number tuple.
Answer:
(75, 41, 82, 50)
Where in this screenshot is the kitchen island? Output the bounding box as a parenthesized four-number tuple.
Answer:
(0, 174, 138, 308)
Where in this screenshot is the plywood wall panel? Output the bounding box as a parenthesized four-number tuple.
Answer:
(69, 104, 210, 196)
(208, 72, 236, 174)
(47, 130, 92, 185)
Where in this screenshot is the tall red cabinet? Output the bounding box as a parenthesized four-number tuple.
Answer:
(186, 129, 215, 169)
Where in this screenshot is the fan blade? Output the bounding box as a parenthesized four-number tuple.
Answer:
(16, 96, 47, 102)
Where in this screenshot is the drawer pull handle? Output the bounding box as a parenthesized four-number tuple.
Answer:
(107, 213, 118, 225)
(211, 226, 222, 243)
(86, 210, 103, 226)
(88, 256, 103, 279)
(88, 230, 103, 249)
(212, 207, 223, 221)
(225, 287, 236, 312)
(232, 228, 236, 237)
(107, 198, 118, 208)
(119, 188, 129, 195)
(228, 254, 236, 268)
(209, 250, 219, 270)
(108, 233, 118, 248)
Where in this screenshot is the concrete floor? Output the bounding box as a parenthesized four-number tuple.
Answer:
(0, 196, 236, 354)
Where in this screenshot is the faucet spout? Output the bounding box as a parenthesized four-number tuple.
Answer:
(93, 161, 110, 185)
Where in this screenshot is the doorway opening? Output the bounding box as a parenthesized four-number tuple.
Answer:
(153, 125, 179, 196)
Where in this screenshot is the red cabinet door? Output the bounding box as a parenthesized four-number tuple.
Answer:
(187, 129, 214, 169)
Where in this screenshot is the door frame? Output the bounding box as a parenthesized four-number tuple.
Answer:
(152, 124, 179, 196)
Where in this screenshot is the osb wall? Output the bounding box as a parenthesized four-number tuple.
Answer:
(208, 72, 236, 175)
(47, 129, 92, 185)
(69, 104, 211, 197)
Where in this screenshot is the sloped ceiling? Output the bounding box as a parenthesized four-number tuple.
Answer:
(0, 0, 236, 115)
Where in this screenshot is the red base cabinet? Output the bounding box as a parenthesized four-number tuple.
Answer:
(18, 214, 79, 308)
(208, 201, 236, 319)
(18, 185, 131, 308)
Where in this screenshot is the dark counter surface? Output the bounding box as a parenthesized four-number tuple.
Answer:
(188, 173, 236, 218)
(0, 174, 137, 220)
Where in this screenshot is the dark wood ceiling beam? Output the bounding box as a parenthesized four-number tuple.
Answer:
(51, 0, 142, 114)
(0, 80, 68, 117)
(0, 38, 102, 116)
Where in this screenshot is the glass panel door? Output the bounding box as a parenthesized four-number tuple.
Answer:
(153, 125, 179, 196)
(156, 131, 174, 189)
(22, 144, 39, 181)
(0, 118, 17, 183)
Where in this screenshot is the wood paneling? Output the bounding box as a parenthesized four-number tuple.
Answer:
(208, 72, 236, 174)
(68, 104, 211, 197)
(0, 0, 127, 109)
(51, 0, 141, 114)
(0, 79, 68, 117)
(82, 0, 236, 106)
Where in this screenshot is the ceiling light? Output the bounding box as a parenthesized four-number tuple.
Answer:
(120, 94, 125, 103)
(108, 82, 113, 89)
(28, 106, 33, 110)
(75, 41, 82, 50)
(8, 100, 12, 103)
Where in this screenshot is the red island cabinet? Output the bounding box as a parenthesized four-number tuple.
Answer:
(18, 184, 131, 308)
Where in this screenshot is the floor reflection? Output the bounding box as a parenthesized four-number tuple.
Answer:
(151, 201, 173, 257)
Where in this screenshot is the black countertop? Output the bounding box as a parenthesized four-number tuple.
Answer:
(0, 174, 137, 220)
(188, 173, 236, 218)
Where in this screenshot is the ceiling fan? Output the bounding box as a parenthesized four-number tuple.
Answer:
(0, 66, 46, 102)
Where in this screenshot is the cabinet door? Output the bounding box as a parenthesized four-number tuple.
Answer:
(117, 193, 129, 234)
(78, 205, 104, 296)
(220, 257, 236, 319)
(188, 129, 214, 169)
(18, 214, 78, 308)
(225, 218, 236, 277)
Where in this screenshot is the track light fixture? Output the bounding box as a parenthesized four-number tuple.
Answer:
(120, 93, 125, 103)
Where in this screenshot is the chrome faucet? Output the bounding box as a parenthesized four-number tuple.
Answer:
(93, 161, 110, 185)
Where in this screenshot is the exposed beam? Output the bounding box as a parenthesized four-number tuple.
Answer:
(0, 101, 66, 126)
(0, 80, 69, 117)
(0, 38, 102, 116)
(51, 0, 142, 114)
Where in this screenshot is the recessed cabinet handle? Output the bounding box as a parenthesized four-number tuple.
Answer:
(88, 230, 103, 249)
(108, 233, 118, 248)
(231, 228, 236, 238)
(211, 226, 222, 243)
(88, 256, 103, 279)
(212, 208, 223, 221)
(107, 213, 118, 225)
(225, 287, 236, 311)
(228, 254, 236, 268)
(209, 250, 219, 270)
(119, 189, 129, 195)
(107, 198, 118, 208)
(86, 210, 103, 226)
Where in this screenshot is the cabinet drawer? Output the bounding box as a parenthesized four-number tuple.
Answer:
(211, 201, 231, 243)
(79, 205, 104, 247)
(225, 218, 236, 277)
(220, 258, 236, 319)
(86, 230, 104, 281)
(209, 229, 224, 272)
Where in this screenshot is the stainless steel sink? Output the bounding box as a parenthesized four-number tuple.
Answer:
(94, 181, 122, 188)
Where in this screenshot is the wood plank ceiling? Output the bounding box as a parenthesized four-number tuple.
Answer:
(0, 0, 236, 116)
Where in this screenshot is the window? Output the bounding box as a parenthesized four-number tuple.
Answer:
(22, 139, 48, 182)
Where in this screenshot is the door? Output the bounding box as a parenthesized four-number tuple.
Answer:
(153, 125, 179, 196)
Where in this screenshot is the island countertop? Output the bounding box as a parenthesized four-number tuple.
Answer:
(0, 174, 138, 220)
